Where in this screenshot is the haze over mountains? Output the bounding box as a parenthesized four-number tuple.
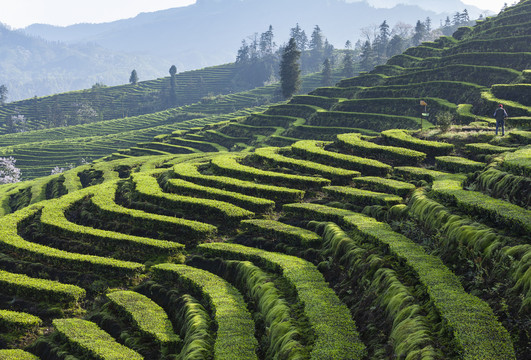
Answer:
(3, 0, 484, 101)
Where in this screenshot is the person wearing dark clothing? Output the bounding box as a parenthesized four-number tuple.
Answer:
(493, 104, 508, 136)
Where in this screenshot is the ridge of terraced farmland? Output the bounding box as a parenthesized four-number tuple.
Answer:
(0, 1, 530, 359)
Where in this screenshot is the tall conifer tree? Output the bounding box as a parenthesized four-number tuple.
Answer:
(280, 38, 301, 99)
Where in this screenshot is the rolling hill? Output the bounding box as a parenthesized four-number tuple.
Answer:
(0, 1, 529, 359)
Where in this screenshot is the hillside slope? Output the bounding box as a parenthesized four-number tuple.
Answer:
(0, 1, 529, 359)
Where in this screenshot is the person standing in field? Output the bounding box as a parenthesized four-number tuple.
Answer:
(493, 104, 508, 136)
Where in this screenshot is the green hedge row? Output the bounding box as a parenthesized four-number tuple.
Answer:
(381, 130, 454, 157)
(503, 148, 531, 176)
(209, 155, 331, 190)
(283, 125, 379, 141)
(309, 86, 362, 99)
(393, 166, 449, 182)
(252, 147, 360, 184)
(241, 219, 321, 247)
(435, 156, 486, 173)
(337, 133, 426, 165)
(40, 190, 184, 258)
(53, 318, 143, 360)
(385, 64, 521, 87)
(310, 222, 439, 359)
(289, 95, 340, 110)
(132, 172, 254, 225)
(164, 178, 275, 213)
(473, 167, 530, 208)
(0, 206, 144, 278)
(465, 143, 517, 155)
(152, 263, 259, 360)
(243, 113, 300, 128)
(336, 73, 387, 87)
(0, 309, 42, 332)
(332, 97, 457, 118)
(445, 35, 531, 55)
(222, 260, 307, 359)
(432, 177, 531, 234)
(351, 176, 416, 197)
(420, 52, 531, 72)
(386, 54, 423, 68)
(198, 242, 367, 360)
(282, 202, 515, 359)
(0, 269, 85, 306)
(264, 104, 322, 119)
(291, 140, 392, 176)
(92, 181, 217, 242)
(172, 162, 304, 203)
(0, 350, 39, 360)
(166, 137, 223, 153)
(107, 290, 180, 348)
(508, 130, 531, 145)
(506, 116, 531, 130)
(491, 84, 531, 106)
(308, 111, 423, 131)
(354, 81, 485, 105)
(324, 186, 403, 207)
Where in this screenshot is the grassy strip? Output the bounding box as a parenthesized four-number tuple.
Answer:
(336, 133, 426, 165)
(324, 186, 403, 207)
(432, 176, 531, 234)
(152, 264, 258, 360)
(252, 147, 360, 184)
(241, 219, 321, 247)
(381, 129, 454, 157)
(0, 349, 39, 360)
(0, 310, 42, 331)
(351, 176, 415, 197)
(394, 166, 449, 182)
(92, 181, 216, 242)
(40, 190, 184, 257)
(473, 167, 530, 208)
(291, 140, 392, 176)
(174, 294, 212, 360)
(223, 260, 307, 359)
(198, 242, 367, 360)
(0, 269, 85, 306)
(53, 318, 143, 360)
(210, 154, 331, 190)
(132, 172, 253, 225)
(503, 147, 531, 177)
(172, 162, 304, 203)
(164, 178, 275, 213)
(435, 156, 486, 173)
(283, 203, 515, 359)
(0, 206, 144, 278)
(107, 290, 180, 348)
(465, 143, 517, 155)
(310, 222, 439, 359)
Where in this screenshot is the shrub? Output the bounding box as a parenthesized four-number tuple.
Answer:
(152, 264, 258, 360)
(241, 219, 321, 247)
(435, 156, 486, 173)
(53, 318, 143, 360)
(351, 176, 416, 197)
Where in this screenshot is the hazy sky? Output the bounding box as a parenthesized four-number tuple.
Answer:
(0, 0, 511, 29)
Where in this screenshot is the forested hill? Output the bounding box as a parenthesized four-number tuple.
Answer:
(0, 1, 529, 359)
(5, 0, 479, 100)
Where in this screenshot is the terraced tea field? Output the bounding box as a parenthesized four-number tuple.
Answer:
(0, 1, 529, 358)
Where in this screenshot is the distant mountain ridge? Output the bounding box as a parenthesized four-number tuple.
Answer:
(6, 0, 482, 101)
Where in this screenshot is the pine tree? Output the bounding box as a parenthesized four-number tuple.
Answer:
(359, 40, 375, 71)
(342, 51, 354, 78)
(321, 58, 333, 86)
(236, 40, 250, 64)
(412, 20, 426, 46)
(0, 85, 7, 105)
(280, 38, 301, 99)
(129, 70, 138, 85)
(169, 65, 177, 105)
(290, 23, 308, 51)
(461, 9, 470, 23)
(259, 25, 275, 57)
